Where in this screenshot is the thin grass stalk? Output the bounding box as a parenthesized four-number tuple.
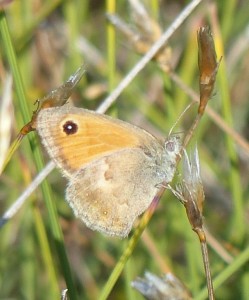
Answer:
(32, 202, 60, 298)
(106, 0, 116, 92)
(196, 245, 249, 300)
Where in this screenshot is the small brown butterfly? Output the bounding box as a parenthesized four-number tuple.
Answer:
(37, 104, 180, 237)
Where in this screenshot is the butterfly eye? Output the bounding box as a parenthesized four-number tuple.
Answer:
(63, 120, 78, 135)
(165, 139, 176, 152)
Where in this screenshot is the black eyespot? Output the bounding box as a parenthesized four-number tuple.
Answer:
(63, 120, 78, 135)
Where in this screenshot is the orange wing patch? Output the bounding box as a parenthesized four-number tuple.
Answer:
(57, 114, 142, 170)
(37, 106, 155, 176)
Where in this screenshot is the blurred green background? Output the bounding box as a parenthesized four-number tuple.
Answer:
(0, 0, 249, 299)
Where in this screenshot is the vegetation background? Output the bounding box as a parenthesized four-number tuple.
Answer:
(0, 0, 248, 299)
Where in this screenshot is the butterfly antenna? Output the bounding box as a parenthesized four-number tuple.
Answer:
(168, 102, 194, 137)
